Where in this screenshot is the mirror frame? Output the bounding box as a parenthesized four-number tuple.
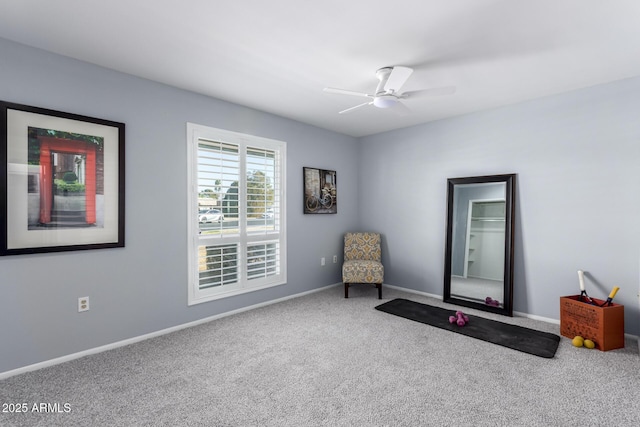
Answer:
(443, 174, 516, 316)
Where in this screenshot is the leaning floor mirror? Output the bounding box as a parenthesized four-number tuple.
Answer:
(443, 174, 516, 316)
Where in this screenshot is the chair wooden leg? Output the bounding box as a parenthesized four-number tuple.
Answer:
(377, 283, 382, 299)
(344, 283, 349, 298)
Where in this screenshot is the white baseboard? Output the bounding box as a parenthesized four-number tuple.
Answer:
(513, 310, 559, 324)
(384, 283, 442, 300)
(0, 283, 341, 381)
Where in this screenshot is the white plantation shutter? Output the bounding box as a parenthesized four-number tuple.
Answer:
(198, 243, 238, 289)
(187, 124, 286, 304)
(198, 140, 240, 235)
(247, 242, 279, 279)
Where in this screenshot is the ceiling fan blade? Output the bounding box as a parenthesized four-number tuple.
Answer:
(338, 101, 373, 114)
(384, 66, 413, 92)
(323, 87, 373, 98)
(390, 101, 411, 116)
(402, 86, 457, 98)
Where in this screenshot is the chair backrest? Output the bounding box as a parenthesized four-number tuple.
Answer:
(344, 232, 381, 262)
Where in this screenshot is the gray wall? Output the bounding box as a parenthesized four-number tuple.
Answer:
(359, 76, 640, 335)
(0, 38, 360, 373)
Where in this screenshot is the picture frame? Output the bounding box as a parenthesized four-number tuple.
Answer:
(1, 101, 125, 255)
(303, 167, 336, 214)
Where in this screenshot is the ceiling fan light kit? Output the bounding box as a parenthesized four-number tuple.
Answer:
(324, 65, 455, 115)
(373, 95, 397, 108)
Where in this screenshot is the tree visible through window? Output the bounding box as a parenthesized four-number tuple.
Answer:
(187, 124, 286, 304)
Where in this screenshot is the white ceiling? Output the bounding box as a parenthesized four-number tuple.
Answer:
(1, 0, 640, 137)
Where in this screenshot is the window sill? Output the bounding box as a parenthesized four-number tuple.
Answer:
(188, 279, 287, 306)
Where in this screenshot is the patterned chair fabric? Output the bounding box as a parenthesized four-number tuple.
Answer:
(342, 232, 384, 299)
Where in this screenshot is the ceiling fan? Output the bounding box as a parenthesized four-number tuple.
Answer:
(323, 66, 455, 115)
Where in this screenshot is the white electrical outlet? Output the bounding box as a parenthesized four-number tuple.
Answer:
(78, 297, 90, 312)
(333, 255, 338, 263)
(321, 257, 325, 266)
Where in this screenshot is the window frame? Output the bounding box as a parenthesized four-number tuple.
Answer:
(186, 123, 287, 305)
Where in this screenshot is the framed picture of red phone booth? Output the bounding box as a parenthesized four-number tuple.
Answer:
(1, 101, 125, 255)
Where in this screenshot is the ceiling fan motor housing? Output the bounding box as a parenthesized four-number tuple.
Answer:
(373, 67, 401, 107)
(375, 67, 394, 95)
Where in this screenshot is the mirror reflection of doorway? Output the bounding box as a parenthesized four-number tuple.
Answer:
(452, 199, 505, 303)
(463, 200, 505, 280)
(449, 182, 507, 306)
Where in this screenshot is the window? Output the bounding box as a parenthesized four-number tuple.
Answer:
(187, 123, 286, 305)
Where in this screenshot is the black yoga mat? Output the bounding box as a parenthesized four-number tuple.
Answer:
(376, 298, 560, 358)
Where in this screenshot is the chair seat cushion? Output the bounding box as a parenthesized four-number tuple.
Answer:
(342, 260, 384, 284)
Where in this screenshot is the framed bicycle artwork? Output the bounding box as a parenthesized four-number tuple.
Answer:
(303, 167, 336, 214)
(1, 101, 125, 255)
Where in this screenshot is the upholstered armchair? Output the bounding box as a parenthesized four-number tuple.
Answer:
(342, 232, 384, 299)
